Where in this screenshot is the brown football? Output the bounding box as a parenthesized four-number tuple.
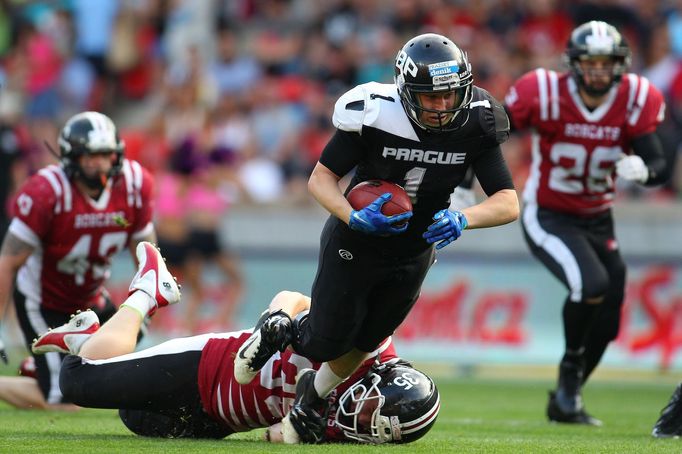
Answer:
(347, 180, 412, 218)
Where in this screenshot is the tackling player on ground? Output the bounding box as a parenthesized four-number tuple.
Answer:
(33, 242, 440, 444)
(0, 111, 157, 409)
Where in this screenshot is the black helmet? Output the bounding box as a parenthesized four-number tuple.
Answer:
(335, 359, 440, 444)
(58, 111, 125, 189)
(564, 21, 631, 97)
(394, 33, 473, 132)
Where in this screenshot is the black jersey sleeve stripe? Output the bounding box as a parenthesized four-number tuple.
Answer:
(345, 100, 365, 111)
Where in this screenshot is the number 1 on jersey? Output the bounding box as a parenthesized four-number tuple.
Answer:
(404, 167, 426, 205)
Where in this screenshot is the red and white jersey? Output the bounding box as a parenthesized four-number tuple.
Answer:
(505, 69, 665, 216)
(8, 159, 154, 312)
(197, 330, 397, 438)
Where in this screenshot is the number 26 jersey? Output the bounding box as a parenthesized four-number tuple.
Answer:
(505, 69, 665, 216)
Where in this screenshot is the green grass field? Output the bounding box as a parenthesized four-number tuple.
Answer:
(2, 375, 682, 453)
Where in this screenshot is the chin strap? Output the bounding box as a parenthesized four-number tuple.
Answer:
(80, 173, 108, 190)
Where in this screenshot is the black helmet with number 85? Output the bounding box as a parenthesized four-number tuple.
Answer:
(394, 33, 473, 132)
(58, 111, 125, 189)
(335, 359, 440, 444)
(564, 21, 631, 97)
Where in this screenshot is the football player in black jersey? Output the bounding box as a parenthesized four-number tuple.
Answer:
(234, 33, 519, 443)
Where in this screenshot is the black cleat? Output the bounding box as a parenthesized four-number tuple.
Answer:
(652, 383, 682, 438)
(285, 369, 328, 444)
(547, 391, 602, 426)
(557, 354, 584, 412)
(234, 309, 293, 384)
(546, 353, 602, 426)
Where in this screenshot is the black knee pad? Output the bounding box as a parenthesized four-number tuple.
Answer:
(119, 409, 184, 438)
(581, 275, 610, 302)
(118, 409, 231, 439)
(594, 266, 626, 342)
(291, 310, 352, 363)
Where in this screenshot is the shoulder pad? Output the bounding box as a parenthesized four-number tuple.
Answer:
(470, 87, 510, 146)
(333, 82, 419, 140)
(12, 168, 60, 227)
(332, 82, 396, 132)
(33, 165, 68, 207)
(623, 73, 665, 129)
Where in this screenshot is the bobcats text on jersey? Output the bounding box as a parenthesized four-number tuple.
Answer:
(74, 211, 127, 229)
(564, 124, 621, 141)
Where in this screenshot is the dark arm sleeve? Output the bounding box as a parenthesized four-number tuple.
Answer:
(318, 129, 367, 178)
(631, 132, 670, 186)
(471, 145, 515, 196)
(457, 167, 476, 190)
(503, 105, 517, 133)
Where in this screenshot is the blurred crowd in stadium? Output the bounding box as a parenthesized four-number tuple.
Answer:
(1, 0, 681, 232)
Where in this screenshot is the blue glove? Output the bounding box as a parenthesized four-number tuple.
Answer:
(423, 209, 468, 249)
(348, 193, 413, 236)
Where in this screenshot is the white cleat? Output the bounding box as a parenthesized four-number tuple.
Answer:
(32, 310, 100, 355)
(128, 242, 181, 316)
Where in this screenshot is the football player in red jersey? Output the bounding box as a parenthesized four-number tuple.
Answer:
(33, 242, 440, 444)
(504, 21, 669, 425)
(0, 111, 157, 409)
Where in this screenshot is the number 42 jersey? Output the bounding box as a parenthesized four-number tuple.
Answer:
(505, 69, 665, 216)
(8, 160, 154, 313)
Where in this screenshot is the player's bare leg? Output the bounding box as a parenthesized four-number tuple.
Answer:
(0, 376, 79, 410)
(33, 242, 181, 361)
(267, 291, 311, 318)
(78, 306, 144, 360)
(33, 294, 166, 361)
(82, 242, 181, 358)
(327, 349, 367, 382)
